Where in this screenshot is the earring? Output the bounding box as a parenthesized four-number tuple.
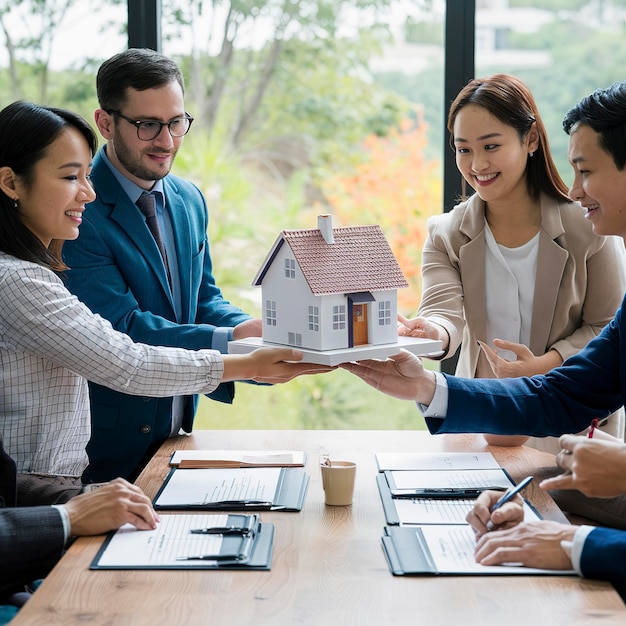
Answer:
(12, 198, 17, 208)
(529, 152, 534, 158)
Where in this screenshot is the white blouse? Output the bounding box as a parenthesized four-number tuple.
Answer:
(484, 223, 540, 362)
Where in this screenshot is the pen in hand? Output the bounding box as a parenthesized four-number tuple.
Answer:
(486, 475, 534, 531)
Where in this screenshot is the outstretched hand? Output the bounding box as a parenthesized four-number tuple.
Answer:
(223, 348, 334, 384)
(340, 350, 437, 404)
(478, 339, 538, 378)
(233, 318, 263, 339)
(397, 315, 449, 351)
(478, 340, 562, 378)
(540, 433, 626, 497)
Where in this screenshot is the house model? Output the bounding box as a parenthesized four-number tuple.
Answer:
(228, 215, 442, 365)
(253, 214, 408, 351)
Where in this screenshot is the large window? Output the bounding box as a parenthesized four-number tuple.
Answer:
(2, 1, 625, 430)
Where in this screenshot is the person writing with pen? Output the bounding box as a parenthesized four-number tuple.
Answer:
(341, 80, 626, 597)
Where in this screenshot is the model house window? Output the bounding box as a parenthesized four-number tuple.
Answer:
(284, 258, 296, 279)
(378, 300, 392, 326)
(288, 332, 302, 346)
(332, 304, 346, 330)
(266, 300, 277, 326)
(308, 306, 319, 331)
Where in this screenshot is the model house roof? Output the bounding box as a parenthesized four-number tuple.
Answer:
(253, 220, 408, 296)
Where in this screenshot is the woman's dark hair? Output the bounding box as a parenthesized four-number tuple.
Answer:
(0, 101, 97, 271)
(563, 81, 626, 171)
(447, 74, 569, 202)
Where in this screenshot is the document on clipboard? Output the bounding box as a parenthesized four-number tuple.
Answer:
(90, 513, 274, 570)
(376, 467, 540, 526)
(382, 524, 576, 576)
(169, 449, 307, 469)
(153, 466, 309, 511)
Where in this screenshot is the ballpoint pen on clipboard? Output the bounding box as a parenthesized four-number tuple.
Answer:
(190, 526, 252, 535)
(190, 514, 259, 535)
(390, 487, 507, 499)
(188, 500, 284, 510)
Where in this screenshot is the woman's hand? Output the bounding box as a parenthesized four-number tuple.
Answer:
(222, 348, 334, 383)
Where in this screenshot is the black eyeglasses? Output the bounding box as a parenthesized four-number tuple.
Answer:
(107, 110, 194, 141)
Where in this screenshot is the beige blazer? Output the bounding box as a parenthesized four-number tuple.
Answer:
(418, 192, 626, 448)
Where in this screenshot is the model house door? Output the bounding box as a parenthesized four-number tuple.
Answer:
(352, 304, 368, 345)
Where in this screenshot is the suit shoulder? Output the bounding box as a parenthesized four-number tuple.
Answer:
(164, 173, 204, 199)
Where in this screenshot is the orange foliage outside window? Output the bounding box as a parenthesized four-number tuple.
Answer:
(318, 111, 442, 314)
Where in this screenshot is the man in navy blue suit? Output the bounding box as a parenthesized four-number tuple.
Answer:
(343, 81, 626, 596)
(63, 49, 262, 483)
(0, 438, 157, 621)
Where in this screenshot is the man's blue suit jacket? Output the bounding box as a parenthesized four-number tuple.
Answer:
(63, 149, 251, 483)
(426, 294, 626, 594)
(0, 440, 65, 599)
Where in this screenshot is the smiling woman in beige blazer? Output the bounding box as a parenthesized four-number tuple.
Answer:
(400, 74, 626, 453)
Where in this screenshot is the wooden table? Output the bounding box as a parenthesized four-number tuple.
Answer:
(12, 430, 626, 625)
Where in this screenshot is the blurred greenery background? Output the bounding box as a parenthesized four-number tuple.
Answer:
(2, 0, 626, 430)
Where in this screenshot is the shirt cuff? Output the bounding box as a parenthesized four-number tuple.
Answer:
(417, 372, 449, 417)
(562, 525, 595, 576)
(211, 327, 234, 354)
(52, 504, 71, 544)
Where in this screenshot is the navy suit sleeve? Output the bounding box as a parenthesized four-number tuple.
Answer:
(0, 507, 65, 596)
(425, 296, 625, 438)
(580, 527, 626, 598)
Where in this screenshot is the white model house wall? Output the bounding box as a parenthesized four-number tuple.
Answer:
(260, 242, 399, 351)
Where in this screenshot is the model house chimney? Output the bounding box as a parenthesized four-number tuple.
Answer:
(318, 214, 334, 244)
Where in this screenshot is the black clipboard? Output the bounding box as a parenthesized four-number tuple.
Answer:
(152, 466, 309, 511)
(381, 525, 575, 577)
(90, 513, 274, 570)
(376, 470, 516, 526)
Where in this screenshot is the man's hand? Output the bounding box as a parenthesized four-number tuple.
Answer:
(340, 350, 437, 404)
(63, 478, 159, 536)
(222, 348, 333, 384)
(233, 318, 263, 340)
(474, 520, 575, 570)
(466, 490, 524, 539)
(540, 433, 626, 497)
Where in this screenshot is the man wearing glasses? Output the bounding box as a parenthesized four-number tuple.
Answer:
(63, 48, 262, 484)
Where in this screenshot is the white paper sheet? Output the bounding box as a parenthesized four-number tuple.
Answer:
(395, 499, 541, 525)
(416, 524, 576, 575)
(154, 467, 282, 507)
(376, 452, 500, 472)
(96, 514, 230, 567)
(388, 468, 513, 490)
